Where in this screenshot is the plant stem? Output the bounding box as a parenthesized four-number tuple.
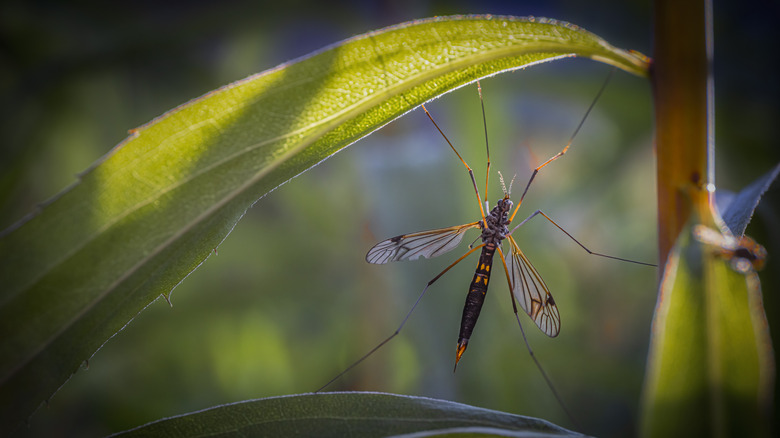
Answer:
(653, 0, 713, 269)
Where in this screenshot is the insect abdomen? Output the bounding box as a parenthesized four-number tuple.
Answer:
(455, 243, 496, 367)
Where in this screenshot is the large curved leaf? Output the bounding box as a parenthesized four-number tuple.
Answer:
(113, 392, 585, 437)
(0, 15, 649, 433)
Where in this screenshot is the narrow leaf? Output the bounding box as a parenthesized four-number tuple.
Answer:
(716, 163, 780, 236)
(640, 203, 773, 437)
(112, 392, 584, 438)
(0, 15, 649, 432)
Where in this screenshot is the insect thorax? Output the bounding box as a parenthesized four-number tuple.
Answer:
(481, 198, 512, 244)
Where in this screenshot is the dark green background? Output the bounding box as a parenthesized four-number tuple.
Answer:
(1, 1, 777, 437)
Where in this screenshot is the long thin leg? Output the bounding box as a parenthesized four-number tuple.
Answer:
(509, 67, 616, 223)
(510, 209, 656, 267)
(477, 81, 491, 210)
(315, 244, 486, 393)
(496, 246, 582, 431)
(422, 104, 487, 221)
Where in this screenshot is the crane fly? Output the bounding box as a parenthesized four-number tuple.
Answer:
(365, 175, 559, 367)
(318, 70, 654, 420)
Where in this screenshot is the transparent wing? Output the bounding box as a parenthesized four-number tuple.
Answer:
(507, 236, 561, 337)
(366, 222, 481, 264)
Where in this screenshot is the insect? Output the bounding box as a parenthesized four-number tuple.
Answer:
(693, 224, 767, 273)
(318, 69, 654, 399)
(365, 172, 558, 368)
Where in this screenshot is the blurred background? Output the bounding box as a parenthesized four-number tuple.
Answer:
(1, 0, 777, 437)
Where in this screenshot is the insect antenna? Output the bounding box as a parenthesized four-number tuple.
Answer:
(498, 171, 517, 196)
(507, 174, 516, 196)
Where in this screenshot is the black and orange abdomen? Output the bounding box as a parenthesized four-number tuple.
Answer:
(455, 242, 496, 367)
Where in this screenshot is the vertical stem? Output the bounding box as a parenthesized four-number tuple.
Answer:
(654, 0, 713, 269)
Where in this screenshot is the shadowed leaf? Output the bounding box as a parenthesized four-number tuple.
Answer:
(113, 392, 586, 438)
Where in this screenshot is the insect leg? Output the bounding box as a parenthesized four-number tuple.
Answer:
(422, 103, 487, 221)
(315, 243, 486, 393)
(509, 68, 616, 223)
(477, 81, 491, 209)
(510, 210, 656, 267)
(496, 246, 582, 430)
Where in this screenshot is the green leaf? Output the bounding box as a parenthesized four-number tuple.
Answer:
(640, 204, 773, 437)
(0, 15, 649, 433)
(112, 392, 584, 437)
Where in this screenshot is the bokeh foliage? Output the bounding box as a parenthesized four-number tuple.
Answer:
(1, 1, 777, 437)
